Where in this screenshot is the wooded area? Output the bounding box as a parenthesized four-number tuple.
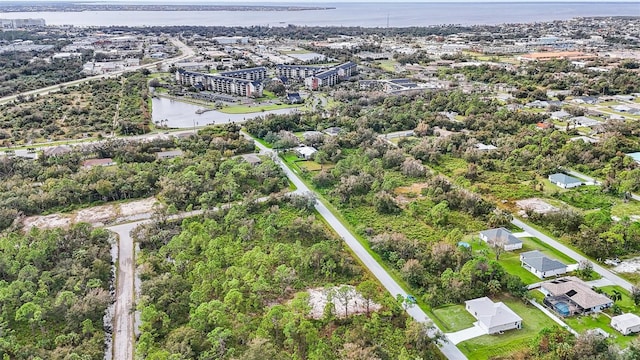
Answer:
(134, 198, 442, 359)
(0, 224, 112, 359)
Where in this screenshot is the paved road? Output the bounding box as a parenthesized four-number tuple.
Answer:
(245, 132, 467, 360)
(0, 37, 194, 106)
(512, 218, 633, 292)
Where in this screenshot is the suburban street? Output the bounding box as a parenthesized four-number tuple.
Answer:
(512, 218, 633, 292)
(245, 132, 468, 360)
(0, 37, 194, 106)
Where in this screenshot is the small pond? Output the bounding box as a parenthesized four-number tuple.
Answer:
(152, 97, 299, 129)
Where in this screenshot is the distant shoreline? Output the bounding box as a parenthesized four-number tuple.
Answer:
(0, 4, 336, 12)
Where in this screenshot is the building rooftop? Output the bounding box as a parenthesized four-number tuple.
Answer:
(480, 227, 522, 245)
(543, 277, 612, 310)
(465, 297, 522, 329)
(548, 173, 582, 185)
(520, 250, 566, 272)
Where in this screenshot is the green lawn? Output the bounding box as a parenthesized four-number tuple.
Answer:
(219, 103, 300, 114)
(564, 312, 639, 348)
(599, 286, 640, 315)
(458, 296, 557, 359)
(376, 60, 398, 72)
(297, 160, 322, 172)
(432, 304, 476, 332)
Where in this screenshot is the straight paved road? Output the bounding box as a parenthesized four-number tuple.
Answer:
(246, 133, 467, 360)
(512, 218, 633, 292)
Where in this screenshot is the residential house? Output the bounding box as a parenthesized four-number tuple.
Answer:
(520, 250, 567, 279)
(302, 131, 324, 141)
(611, 105, 632, 113)
(324, 127, 342, 136)
(569, 116, 600, 128)
(241, 153, 262, 166)
(541, 277, 613, 316)
(548, 173, 582, 189)
(611, 313, 640, 335)
(526, 100, 549, 108)
(155, 149, 183, 160)
(465, 297, 523, 334)
(294, 145, 317, 160)
(550, 110, 571, 120)
(475, 143, 498, 151)
(44, 145, 72, 157)
(286, 92, 303, 104)
(479, 228, 523, 251)
(82, 158, 115, 169)
(572, 96, 598, 105)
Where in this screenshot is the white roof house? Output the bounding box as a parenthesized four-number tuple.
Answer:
(465, 297, 522, 334)
(294, 145, 318, 160)
(611, 313, 640, 335)
(479, 228, 523, 251)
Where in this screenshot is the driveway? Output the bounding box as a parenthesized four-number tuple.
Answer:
(446, 323, 486, 345)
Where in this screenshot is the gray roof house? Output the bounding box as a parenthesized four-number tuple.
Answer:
(155, 149, 184, 160)
(520, 250, 567, 279)
(479, 228, 523, 251)
(241, 153, 262, 166)
(548, 173, 582, 189)
(550, 110, 571, 120)
(465, 297, 522, 334)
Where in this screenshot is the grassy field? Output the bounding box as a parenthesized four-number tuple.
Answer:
(458, 295, 557, 359)
(298, 160, 323, 171)
(219, 103, 300, 114)
(376, 60, 399, 72)
(432, 304, 477, 332)
(564, 312, 639, 348)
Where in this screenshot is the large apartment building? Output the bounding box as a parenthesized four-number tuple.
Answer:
(304, 61, 357, 90)
(275, 64, 330, 80)
(175, 67, 266, 97)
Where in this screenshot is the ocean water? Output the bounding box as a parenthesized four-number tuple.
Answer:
(0, 2, 638, 27)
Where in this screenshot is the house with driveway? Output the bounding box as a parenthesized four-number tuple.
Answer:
(520, 250, 567, 279)
(541, 277, 613, 317)
(548, 173, 582, 189)
(465, 297, 522, 334)
(479, 228, 523, 251)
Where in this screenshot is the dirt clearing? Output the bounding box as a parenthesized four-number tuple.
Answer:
(307, 285, 381, 319)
